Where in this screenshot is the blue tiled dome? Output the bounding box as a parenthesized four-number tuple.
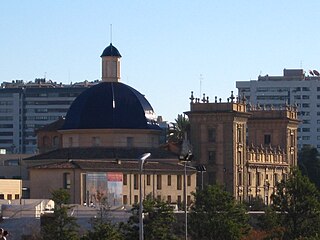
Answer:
(62, 82, 160, 130)
(100, 43, 122, 57)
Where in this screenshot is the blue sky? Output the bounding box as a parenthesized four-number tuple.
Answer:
(2, 1, 320, 122)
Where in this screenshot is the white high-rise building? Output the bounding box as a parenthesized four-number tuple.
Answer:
(0, 78, 98, 153)
(236, 69, 320, 150)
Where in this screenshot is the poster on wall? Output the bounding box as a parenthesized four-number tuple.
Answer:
(86, 172, 123, 208)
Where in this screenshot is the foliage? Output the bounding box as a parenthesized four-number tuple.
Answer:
(298, 146, 320, 189)
(244, 196, 266, 211)
(189, 185, 250, 240)
(120, 194, 178, 240)
(167, 114, 190, 143)
(272, 168, 320, 239)
(41, 189, 79, 240)
(256, 207, 285, 240)
(81, 221, 123, 240)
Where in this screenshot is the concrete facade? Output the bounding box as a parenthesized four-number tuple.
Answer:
(0, 79, 98, 154)
(236, 68, 320, 150)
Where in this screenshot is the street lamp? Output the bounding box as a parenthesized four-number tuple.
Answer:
(179, 151, 193, 240)
(139, 152, 151, 240)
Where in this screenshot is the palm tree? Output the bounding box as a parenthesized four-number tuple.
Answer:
(167, 114, 190, 143)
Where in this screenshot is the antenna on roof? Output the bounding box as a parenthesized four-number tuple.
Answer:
(110, 24, 113, 44)
(200, 74, 203, 98)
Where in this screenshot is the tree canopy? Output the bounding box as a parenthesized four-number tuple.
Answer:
(120, 194, 178, 240)
(167, 114, 190, 143)
(41, 189, 79, 240)
(272, 168, 320, 239)
(298, 146, 320, 189)
(189, 185, 250, 240)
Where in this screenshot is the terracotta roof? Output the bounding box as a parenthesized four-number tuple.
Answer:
(31, 159, 196, 173)
(24, 147, 179, 161)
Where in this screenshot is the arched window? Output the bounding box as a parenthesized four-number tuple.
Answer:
(53, 136, 59, 147)
(43, 136, 49, 147)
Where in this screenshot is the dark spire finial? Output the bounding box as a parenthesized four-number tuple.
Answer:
(190, 91, 195, 103)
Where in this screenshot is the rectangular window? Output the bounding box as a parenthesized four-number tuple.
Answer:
(157, 175, 162, 190)
(63, 173, 71, 189)
(177, 175, 182, 190)
(248, 172, 252, 185)
(167, 175, 171, 186)
(187, 175, 191, 186)
(68, 137, 73, 147)
(147, 175, 151, 186)
(7, 194, 12, 200)
(302, 128, 310, 132)
(187, 195, 191, 206)
(208, 151, 216, 163)
(167, 195, 172, 203)
(134, 195, 138, 204)
(15, 194, 19, 199)
(127, 137, 134, 147)
(208, 172, 216, 185)
(123, 195, 128, 205)
(302, 103, 310, 108)
(0, 194, 4, 199)
(92, 137, 100, 146)
(134, 174, 138, 190)
(256, 172, 261, 186)
(264, 134, 271, 145)
(208, 128, 216, 142)
(238, 173, 242, 185)
(237, 127, 242, 143)
(302, 95, 310, 99)
(274, 174, 278, 184)
(123, 174, 127, 186)
(177, 195, 182, 205)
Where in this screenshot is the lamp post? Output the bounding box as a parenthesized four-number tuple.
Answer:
(180, 151, 193, 240)
(139, 153, 151, 240)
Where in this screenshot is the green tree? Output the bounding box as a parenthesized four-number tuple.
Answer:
(272, 168, 320, 239)
(120, 194, 178, 240)
(167, 114, 190, 143)
(41, 189, 79, 240)
(298, 146, 320, 189)
(189, 185, 250, 240)
(81, 221, 123, 240)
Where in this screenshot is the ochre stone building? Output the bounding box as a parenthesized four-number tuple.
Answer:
(26, 43, 197, 207)
(186, 91, 299, 204)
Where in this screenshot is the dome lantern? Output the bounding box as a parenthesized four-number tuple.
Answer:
(101, 43, 121, 82)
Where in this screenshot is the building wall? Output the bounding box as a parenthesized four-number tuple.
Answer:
(29, 168, 196, 207)
(0, 179, 22, 200)
(61, 129, 161, 148)
(186, 101, 251, 197)
(186, 94, 299, 203)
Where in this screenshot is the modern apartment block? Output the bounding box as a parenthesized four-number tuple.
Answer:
(0, 78, 98, 154)
(236, 69, 320, 150)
